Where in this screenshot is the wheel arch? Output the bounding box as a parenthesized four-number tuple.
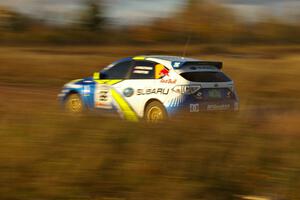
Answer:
(63, 89, 81, 101)
(143, 98, 166, 117)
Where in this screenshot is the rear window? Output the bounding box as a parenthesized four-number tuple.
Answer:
(180, 72, 231, 82)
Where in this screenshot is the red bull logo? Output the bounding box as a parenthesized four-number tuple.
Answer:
(160, 79, 177, 84)
(159, 68, 169, 77)
(155, 64, 170, 79)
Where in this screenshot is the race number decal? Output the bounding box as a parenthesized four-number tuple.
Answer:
(95, 85, 112, 109)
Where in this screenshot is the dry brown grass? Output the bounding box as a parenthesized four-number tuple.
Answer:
(0, 45, 300, 200)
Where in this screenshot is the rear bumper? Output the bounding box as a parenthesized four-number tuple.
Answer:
(192, 100, 238, 111)
(166, 99, 239, 116)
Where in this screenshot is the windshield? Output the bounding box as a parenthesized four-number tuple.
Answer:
(180, 72, 231, 82)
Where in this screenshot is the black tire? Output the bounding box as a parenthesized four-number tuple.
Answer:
(64, 93, 84, 114)
(144, 101, 168, 122)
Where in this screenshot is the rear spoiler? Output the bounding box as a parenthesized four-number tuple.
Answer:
(181, 61, 223, 70)
(182, 61, 223, 69)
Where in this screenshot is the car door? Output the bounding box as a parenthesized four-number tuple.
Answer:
(94, 60, 132, 111)
(112, 60, 166, 118)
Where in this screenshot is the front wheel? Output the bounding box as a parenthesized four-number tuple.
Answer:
(64, 93, 84, 114)
(144, 101, 167, 123)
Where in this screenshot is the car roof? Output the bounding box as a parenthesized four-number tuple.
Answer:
(136, 55, 199, 62)
(107, 56, 221, 71)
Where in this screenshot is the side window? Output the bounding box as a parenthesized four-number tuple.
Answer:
(130, 61, 157, 79)
(101, 61, 132, 79)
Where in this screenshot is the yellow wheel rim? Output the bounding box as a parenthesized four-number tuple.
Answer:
(147, 106, 164, 122)
(66, 95, 83, 113)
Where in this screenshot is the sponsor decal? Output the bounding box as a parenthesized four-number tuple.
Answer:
(155, 64, 169, 79)
(134, 66, 153, 70)
(172, 85, 201, 94)
(190, 103, 200, 112)
(159, 68, 169, 77)
(95, 86, 112, 109)
(160, 79, 177, 84)
(190, 104, 231, 112)
(172, 61, 182, 68)
(133, 66, 153, 75)
(133, 70, 149, 74)
(137, 88, 169, 95)
(98, 90, 108, 101)
(95, 102, 106, 107)
(123, 87, 134, 97)
(207, 104, 230, 111)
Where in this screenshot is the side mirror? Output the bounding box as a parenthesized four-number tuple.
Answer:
(93, 72, 100, 80)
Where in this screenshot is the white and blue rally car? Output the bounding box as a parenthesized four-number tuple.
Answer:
(58, 56, 239, 122)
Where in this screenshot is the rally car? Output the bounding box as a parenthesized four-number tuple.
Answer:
(58, 56, 239, 122)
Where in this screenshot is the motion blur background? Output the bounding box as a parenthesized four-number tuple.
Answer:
(0, 0, 300, 199)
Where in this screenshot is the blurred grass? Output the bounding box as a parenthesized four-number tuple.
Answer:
(0, 45, 300, 200)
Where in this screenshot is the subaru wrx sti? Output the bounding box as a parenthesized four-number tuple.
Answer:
(58, 56, 239, 122)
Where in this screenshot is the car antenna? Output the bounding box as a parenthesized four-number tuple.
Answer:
(182, 34, 191, 58)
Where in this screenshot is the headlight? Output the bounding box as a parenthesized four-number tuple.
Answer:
(172, 85, 201, 94)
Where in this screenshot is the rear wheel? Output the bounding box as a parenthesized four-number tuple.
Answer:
(64, 93, 84, 114)
(144, 101, 167, 122)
